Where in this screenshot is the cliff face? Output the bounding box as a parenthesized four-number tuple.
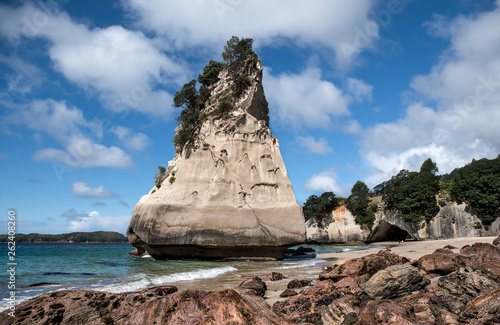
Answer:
(367, 204, 500, 243)
(306, 204, 499, 244)
(127, 56, 306, 259)
(306, 205, 369, 243)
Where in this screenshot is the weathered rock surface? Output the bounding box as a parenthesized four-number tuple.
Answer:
(430, 267, 498, 313)
(367, 204, 500, 243)
(362, 264, 430, 299)
(237, 276, 267, 297)
(287, 279, 312, 289)
(356, 299, 418, 325)
(0, 288, 286, 325)
(318, 250, 409, 283)
(458, 287, 500, 324)
(306, 205, 369, 243)
(264, 272, 286, 282)
(127, 55, 305, 259)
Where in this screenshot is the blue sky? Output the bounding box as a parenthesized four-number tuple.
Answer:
(1, 0, 500, 234)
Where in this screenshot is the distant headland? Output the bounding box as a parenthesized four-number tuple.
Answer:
(0, 231, 128, 243)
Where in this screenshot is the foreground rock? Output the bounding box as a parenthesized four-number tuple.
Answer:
(319, 250, 409, 283)
(3, 241, 499, 324)
(362, 264, 429, 299)
(0, 288, 286, 325)
(127, 54, 305, 260)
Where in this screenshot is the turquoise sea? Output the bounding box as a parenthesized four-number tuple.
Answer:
(1, 243, 378, 311)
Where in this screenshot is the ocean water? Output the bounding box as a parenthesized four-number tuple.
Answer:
(1, 243, 377, 311)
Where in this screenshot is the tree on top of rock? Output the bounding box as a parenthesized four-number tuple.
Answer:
(222, 36, 255, 64)
(346, 181, 375, 230)
(383, 158, 440, 223)
(303, 192, 339, 227)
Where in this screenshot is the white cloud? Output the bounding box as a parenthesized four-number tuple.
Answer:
(343, 119, 362, 135)
(296, 136, 333, 155)
(71, 182, 116, 198)
(112, 126, 151, 151)
(346, 77, 373, 102)
(305, 169, 348, 197)
(5, 99, 134, 169)
(61, 209, 130, 232)
(360, 4, 500, 186)
(0, 3, 187, 117)
(264, 67, 350, 129)
(122, 0, 377, 67)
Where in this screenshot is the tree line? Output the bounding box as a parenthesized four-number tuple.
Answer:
(303, 155, 500, 229)
(0, 231, 128, 243)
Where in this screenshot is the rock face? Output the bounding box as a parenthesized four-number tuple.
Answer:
(0, 288, 287, 325)
(127, 56, 305, 259)
(367, 204, 500, 243)
(306, 205, 369, 244)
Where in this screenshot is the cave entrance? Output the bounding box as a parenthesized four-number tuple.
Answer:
(366, 220, 412, 243)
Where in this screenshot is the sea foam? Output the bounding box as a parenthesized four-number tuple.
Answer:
(96, 266, 238, 293)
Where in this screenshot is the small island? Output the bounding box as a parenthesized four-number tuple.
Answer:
(0, 231, 128, 243)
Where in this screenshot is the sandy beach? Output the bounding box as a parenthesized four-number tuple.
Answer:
(317, 236, 498, 262)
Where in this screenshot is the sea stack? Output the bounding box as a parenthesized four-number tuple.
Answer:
(127, 52, 306, 260)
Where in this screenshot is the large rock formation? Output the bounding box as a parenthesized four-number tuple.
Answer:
(367, 204, 500, 243)
(306, 205, 369, 243)
(127, 55, 305, 259)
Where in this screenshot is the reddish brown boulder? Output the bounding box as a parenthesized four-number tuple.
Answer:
(237, 276, 267, 297)
(0, 288, 286, 325)
(493, 235, 500, 247)
(459, 287, 500, 324)
(279, 289, 298, 298)
(287, 279, 312, 289)
(430, 267, 498, 314)
(319, 250, 409, 283)
(459, 242, 500, 259)
(264, 272, 287, 282)
(356, 299, 418, 325)
(418, 251, 458, 275)
(362, 265, 429, 299)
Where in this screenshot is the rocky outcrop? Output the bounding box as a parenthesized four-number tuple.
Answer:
(127, 55, 305, 259)
(306, 205, 369, 243)
(367, 203, 500, 243)
(0, 287, 287, 325)
(362, 264, 429, 299)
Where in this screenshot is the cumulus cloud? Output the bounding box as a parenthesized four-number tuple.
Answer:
(346, 77, 373, 102)
(122, 0, 377, 67)
(359, 4, 500, 186)
(305, 169, 348, 197)
(4, 99, 134, 169)
(71, 182, 116, 198)
(112, 126, 151, 151)
(264, 68, 350, 129)
(60, 208, 130, 232)
(0, 3, 187, 117)
(296, 136, 333, 155)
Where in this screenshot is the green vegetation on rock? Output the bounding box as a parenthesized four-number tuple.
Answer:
(303, 192, 339, 227)
(383, 158, 440, 223)
(346, 181, 375, 230)
(449, 155, 500, 225)
(0, 231, 128, 243)
(154, 165, 166, 188)
(172, 36, 255, 153)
